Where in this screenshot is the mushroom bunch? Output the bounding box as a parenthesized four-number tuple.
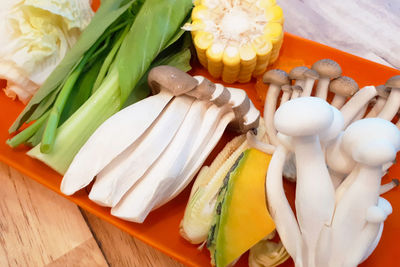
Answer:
(266, 97, 400, 267)
(60, 66, 260, 223)
(257, 59, 400, 192)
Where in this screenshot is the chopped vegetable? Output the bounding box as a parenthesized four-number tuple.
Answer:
(184, 0, 284, 83)
(0, 0, 93, 103)
(206, 148, 275, 267)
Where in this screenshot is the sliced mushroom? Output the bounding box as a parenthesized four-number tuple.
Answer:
(365, 85, 389, 118)
(61, 67, 198, 195)
(377, 75, 400, 121)
(329, 76, 359, 109)
(312, 59, 342, 100)
(262, 69, 290, 146)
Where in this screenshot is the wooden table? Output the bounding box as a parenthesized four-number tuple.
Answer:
(1, 1, 399, 266)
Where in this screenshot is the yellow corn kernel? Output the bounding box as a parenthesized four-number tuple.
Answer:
(190, 19, 206, 37)
(265, 5, 284, 24)
(194, 31, 214, 68)
(251, 36, 272, 77)
(257, 0, 276, 9)
(263, 22, 284, 62)
(192, 5, 209, 21)
(206, 43, 225, 78)
(222, 46, 241, 83)
(238, 44, 257, 83)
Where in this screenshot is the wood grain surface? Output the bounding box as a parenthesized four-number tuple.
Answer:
(1, 1, 399, 267)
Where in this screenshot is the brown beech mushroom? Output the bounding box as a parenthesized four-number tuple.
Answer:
(280, 84, 292, 105)
(263, 69, 290, 146)
(330, 76, 359, 109)
(301, 69, 319, 97)
(290, 85, 303, 99)
(312, 59, 342, 100)
(377, 75, 400, 121)
(365, 85, 389, 118)
(289, 66, 308, 89)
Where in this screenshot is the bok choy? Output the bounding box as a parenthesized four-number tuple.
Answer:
(7, 0, 193, 174)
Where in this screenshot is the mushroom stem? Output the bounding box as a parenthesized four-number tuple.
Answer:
(264, 84, 281, 146)
(246, 131, 275, 154)
(266, 145, 303, 266)
(301, 77, 316, 97)
(293, 135, 335, 267)
(331, 96, 346, 109)
(315, 78, 330, 100)
(328, 165, 383, 267)
(350, 102, 368, 123)
(380, 179, 399, 194)
(365, 97, 386, 118)
(280, 86, 292, 105)
(377, 89, 400, 120)
(343, 197, 391, 266)
(340, 86, 377, 128)
(290, 85, 303, 99)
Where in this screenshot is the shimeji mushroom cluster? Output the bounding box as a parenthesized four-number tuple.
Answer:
(251, 59, 400, 267)
(60, 66, 260, 223)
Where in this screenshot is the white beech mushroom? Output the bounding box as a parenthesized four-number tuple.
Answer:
(365, 85, 389, 118)
(274, 97, 335, 267)
(280, 84, 292, 105)
(266, 145, 303, 266)
(289, 66, 308, 89)
(329, 76, 359, 109)
(344, 197, 392, 266)
(262, 69, 290, 146)
(328, 118, 400, 267)
(312, 59, 342, 100)
(380, 178, 399, 194)
(61, 66, 198, 195)
(377, 75, 400, 121)
(300, 69, 319, 97)
(290, 85, 303, 99)
(350, 97, 374, 124)
(340, 86, 377, 128)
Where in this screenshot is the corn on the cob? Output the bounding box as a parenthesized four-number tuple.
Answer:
(184, 0, 285, 83)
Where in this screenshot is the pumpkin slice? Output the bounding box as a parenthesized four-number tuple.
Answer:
(207, 148, 275, 267)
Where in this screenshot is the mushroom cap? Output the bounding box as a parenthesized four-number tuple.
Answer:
(263, 69, 290, 86)
(329, 76, 359, 97)
(319, 106, 344, 143)
(303, 69, 319, 80)
(274, 97, 333, 137)
(289, 66, 309, 80)
(376, 85, 390, 98)
(342, 118, 400, 166)
(366, 206, 387, 223)
(385, 75, 400, 89)
(312, 59, 342, 79)
(378, 197, 393, 216)
(147, 65, 198, 95)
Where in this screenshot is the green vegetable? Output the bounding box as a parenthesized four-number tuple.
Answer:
(8, 0, 193, 174)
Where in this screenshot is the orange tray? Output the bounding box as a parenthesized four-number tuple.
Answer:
(1, 33, 400, 267)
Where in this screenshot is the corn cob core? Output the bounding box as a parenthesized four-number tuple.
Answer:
(184, 0, 284, 83)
